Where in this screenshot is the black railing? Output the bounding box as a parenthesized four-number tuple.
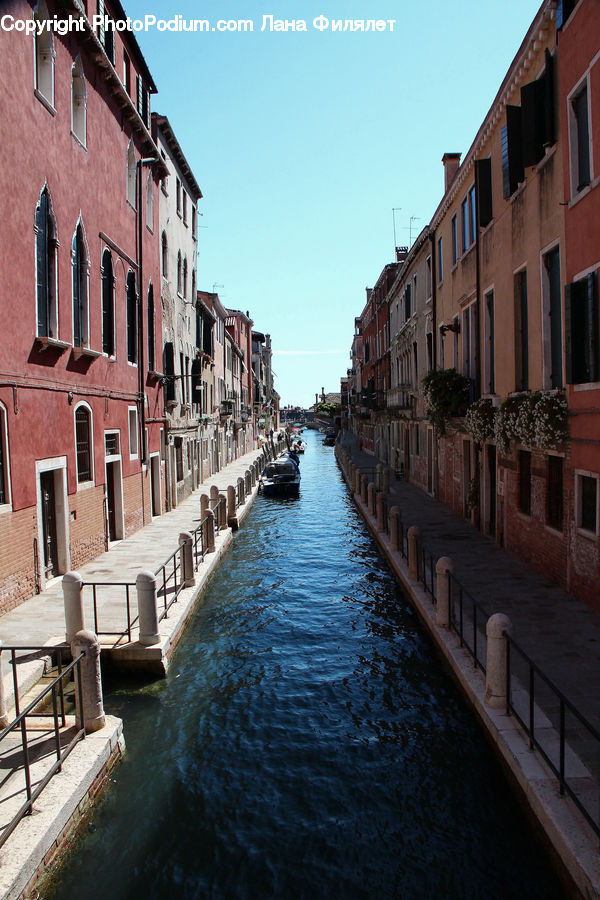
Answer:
(417, 541, 437, 602)
(448, 572, 489, 672)
(191, 516, 208, 571)
(213, 496, 226, 530)
(85, 582, 137, 643)
(235, 482, 243, 507)
(506, 634, 600, 838)
(155, 543, 186, 622)
(0, 646, 85, 849)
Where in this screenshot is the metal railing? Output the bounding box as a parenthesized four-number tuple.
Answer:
(416, 540, 437, 602)
(85, 582, 137, 643)
(235, 482, 243, 507)
(448, 572, 489, 673)
(506, 634, 600, 838)
(213, 496, 226, 530)
(0, 646, 86, 849)
(155, 543, 186, 622)
(191, 516, 208, 572)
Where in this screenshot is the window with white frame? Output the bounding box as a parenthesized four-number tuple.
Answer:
(101, 248, 115, 356)
(75, 404, 93, 483)
(569, 78, 592, 197)
(161, 231, 168, 278)
(128, 407, 138, 458)
(461, 185, 476, 253)
(72, 220, 89, 348)
(437, 237, 443, 283)
(35, 186, 58, 339)
(0, 403, 11, 507)
(127, 140, 136, 208)
(176, 178, 182, 216)
(483, 289, 495, 394)
(183, 190, 188, 226)
(576, 471, 598, 535)
(126, 270, 137, 363)
(426, 256, 432, 302)
(146, 170, 153, 231)
(71, 57, 86, 146)
(34, 1, 54, 107)
(451, 215, 458, 266)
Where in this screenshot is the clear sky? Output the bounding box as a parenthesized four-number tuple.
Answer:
(124, 0, 542, 409)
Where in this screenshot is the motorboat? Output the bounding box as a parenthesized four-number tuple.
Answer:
(323, 429, 336, 446)
(291, 439, 306, 454)
(280, 449, 300, 466)
(260, 456, 301, 497)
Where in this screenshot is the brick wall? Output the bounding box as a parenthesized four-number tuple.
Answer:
(122, 473, 144, 537)
(0, 507, 38, 615)
(69, 486, 106, 570)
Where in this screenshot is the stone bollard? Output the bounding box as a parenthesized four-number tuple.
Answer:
(354, 469, 361, 496)
(376, 463, 382, 492)
(63, 571, 85, 644)
(218, 492, 227, 529)
(361, 474, 369, 504)
(407, 526, 421, 580)
(376, 492, 385, 531)
(485, 613, 513, 709)
(210, 484, 219, 507)
(136, 570, 160, 646)
(227, 485, 239, 531)
(200, 493, 210, 518)
(245, 469, 251, 494)
(206, 509, 216, 552)
(237, 476, 245, 505)
(179, 531, 195, 587)
(71, 629, 105, 733)
(435, 557, 454, 627)
(389, 506, 401, 551)
(367, 482, 376, 516)
(382, 468, 390, 494)
(0, 643, 8, 728)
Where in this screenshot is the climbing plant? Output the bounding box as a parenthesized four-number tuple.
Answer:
(422, 368, 471, 436)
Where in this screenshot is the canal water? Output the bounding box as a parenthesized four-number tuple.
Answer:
(46, 429, 566, 900)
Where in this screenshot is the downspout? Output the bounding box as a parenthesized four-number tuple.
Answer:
(137, 158, 157, 469)
(474, 166, 482, 400)
(430, 230, 438, 497)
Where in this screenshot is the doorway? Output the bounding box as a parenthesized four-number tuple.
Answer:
(36, 459, 69, 585)
(105, 459, 123, 542)
(150, 453, 161, 517)
(40, 471, 59, 579)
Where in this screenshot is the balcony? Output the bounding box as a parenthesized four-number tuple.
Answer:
(360, 389, 386, 411)
(387, 386, 413, 411)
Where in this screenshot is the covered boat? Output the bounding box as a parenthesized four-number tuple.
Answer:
(260, 457, 301, 497)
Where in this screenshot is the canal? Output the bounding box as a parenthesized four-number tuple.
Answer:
(46, 428, 566, 899)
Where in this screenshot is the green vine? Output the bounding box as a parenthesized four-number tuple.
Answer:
(422, 368, 471, 436)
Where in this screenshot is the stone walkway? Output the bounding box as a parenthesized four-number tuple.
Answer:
(339, 434, 600, 740)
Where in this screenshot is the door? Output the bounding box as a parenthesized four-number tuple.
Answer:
(106, 461, 117, 542)
(487, 445, 497, 537)
(427, 428, 433, 494)
(40, 471, 58, 578)
(150, 455, 161, 517)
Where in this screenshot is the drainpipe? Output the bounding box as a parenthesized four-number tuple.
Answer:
(474, 165, 482, 400)
(137, 157, 158, 471)
(430, 229, 438, 498)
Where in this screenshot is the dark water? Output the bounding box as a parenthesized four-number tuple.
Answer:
(46, 430, 566, 900)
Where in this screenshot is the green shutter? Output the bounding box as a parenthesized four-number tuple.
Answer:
(521, 79, 545, 167)
(475, 159, 492, 227)
(586, 271, 598, 382)
(564, 282, 573, 384)
(506, 105, 524, 193)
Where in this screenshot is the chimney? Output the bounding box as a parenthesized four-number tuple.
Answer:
(442, 153, 461, 192)
(395, 245, 408, 263)
(315, 393, 319, 405)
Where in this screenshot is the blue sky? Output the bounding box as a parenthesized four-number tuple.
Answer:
(125, 0, 542, 408)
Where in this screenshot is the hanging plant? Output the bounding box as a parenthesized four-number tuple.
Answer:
(533, 391, 569, 450)
(495, 391, 568, 454)
(464, 398, 497, 445)
(421, 368, 471, 436)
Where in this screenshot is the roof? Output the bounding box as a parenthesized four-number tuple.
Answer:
(152, 114, 202, 200)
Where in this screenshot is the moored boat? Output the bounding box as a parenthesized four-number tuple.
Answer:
(260, 456, 301, 497)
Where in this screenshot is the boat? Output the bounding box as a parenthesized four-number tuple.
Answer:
(323, 429, 336, 446)
(291, 439, 306, 454)
(280, 449, 300, 466)
(260, 456, 301, 497)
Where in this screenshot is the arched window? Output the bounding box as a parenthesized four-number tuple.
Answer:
(34, 1, 54, 105)
(127, 140, 136, 207)
(35, 186, 58, 338)
(72, 220, 89, 347)
(147, 283, 155, 372)
(177, 250, 182, 295)
(75, 404, 93, 483)
(0, 402, 11, 506)
(101, 248, 114, 356)
(161, 231, 168, 277)
(183, 257, 188, 299)
(71, 57, 86, 145)
(126, 270, 137, 363)
(146, 170, 153, 230)
(191, 269, 196, 304)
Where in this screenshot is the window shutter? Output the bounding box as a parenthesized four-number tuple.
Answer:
(475, 159, 492, 227)
(136, 75, 142, 116)
(521, 79, 545, 167)
(105, 18, 115, 64)
(586, 271, 598, 383)
(36, 194, 49, 336)
(506, 105, 524, 194)
(147, 290, 155, 371)
(543, 49, 555, 147)
(141, 88, 149, 127)
(164, 342, 175, 402)
(97, 0, 104, 44)
(501, 125, 510, 199)
(564, 283, 572, 384)
(191, 359, 202, 405)
(73, 233, 81, 347)
(102, 251, 114, 355)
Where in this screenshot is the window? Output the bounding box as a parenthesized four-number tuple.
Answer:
(34, 1, 54, 106)
(126, 270, 137, 363)
(565, 272, 598, 384)
(146, 171, 153, 230)
(175, 438, 183, 481)
(101, 248, 114, 356)
(438, 326, 445, 370)
(425, 256, 432, 301)
(147, 284, 155, 372)
(136, 74, 149, 127)
(163, 342, 175, 403)
(176, 178, 182, 216)
(404, 283, 411, 321)
(475, 158, 493, 227)
(437, 237, 443, 283)
(484, 290, 495, 394)
(191, 269, 196, 304)
(519, 450, 531, 516)
(521, 52, 555, 167)
(75, 405, 92, 483)
(183, 257, 188, 299)
(501, 106, 524, 198)
(547, 456, 563, 531)
(461, 186, 476, 253)
(569, 81, 592, 196)
(71, 58, 86, 146)
(183, 190, 188, 226)
(0, 403, 11, 506)
(128, 407, 138, 458)
(96, 0, 115, 63)
(577, 473, 598, 534)
(160, 150, 168, 195)
(192, 205, 197, 240)
(161, 231, 168, 277)
(514, 270, 529, 391)
(177, 251, 182, 295)
(426, 332, 433, 372)
(180, 352, 186, 404)
(542, 246, 562, 389)
(462, 301, 478, 387)
(127, 140, 136, 207)
(72, 221, 89, 348)
(123, 51, 131, 94)
(451, 215, 458, 266)
(35, 186, 58, 339)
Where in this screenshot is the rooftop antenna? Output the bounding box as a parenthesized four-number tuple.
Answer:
(409, 216, 420, 247)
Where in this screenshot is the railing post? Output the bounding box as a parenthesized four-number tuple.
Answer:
(136, 571, 160, 646)
(206, 509, 216, 553)
(367, 482, 376, 516)
(485, 613, 513, 709)
(0, 642, 8, 728)
(354, 469, 361, 496)
(245, 469, 251, 494)
(376, 492, 385, 531)
(435, 557, 454, 627)
(63, 571, 85, 644)
(407, 526, 421, 580)
(227, 485, 239, 531)
(389, 506, 400, 551)
(360, 474, 368, 504)
(179, 531, 195, 587)
(238, 476, 246, 505)
(71, 629, 105, 733)
(200, 493, 210, 519)
(375, 463, 382, 491)
(210, 484, 219, 507)
(218, 492, 227, 529)
(382, 467, 390, 494)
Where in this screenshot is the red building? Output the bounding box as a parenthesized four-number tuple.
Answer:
(558, 0, 600, 606)
(0, 0, 167, 609)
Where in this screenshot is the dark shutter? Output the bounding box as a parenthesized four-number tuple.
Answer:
(556, 0, 576, 29)
(203, 318, 212, 354)
(127, 273, 137, 363)
(586, 271, 598, 382)
(564, 282, 573, 384)
(73, 232, 81, 347)
(506, 105, 524, 194)
(164, 342, 175, 402)
(191, 359, 202, 404)
(574, 87, 591, 191)
(521, 78, 545, 167)
(136, 75, 142, 116)
(543, 49, 555, 147)
(475, 158, 492, 227)
(147, 287, 155, 372)
(102, 250, 114, 355)
(36, 192, 49, 336)
(105, 17, 115, 63)
(501, 125, 510, 199)
(141, 88, 149, 127)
